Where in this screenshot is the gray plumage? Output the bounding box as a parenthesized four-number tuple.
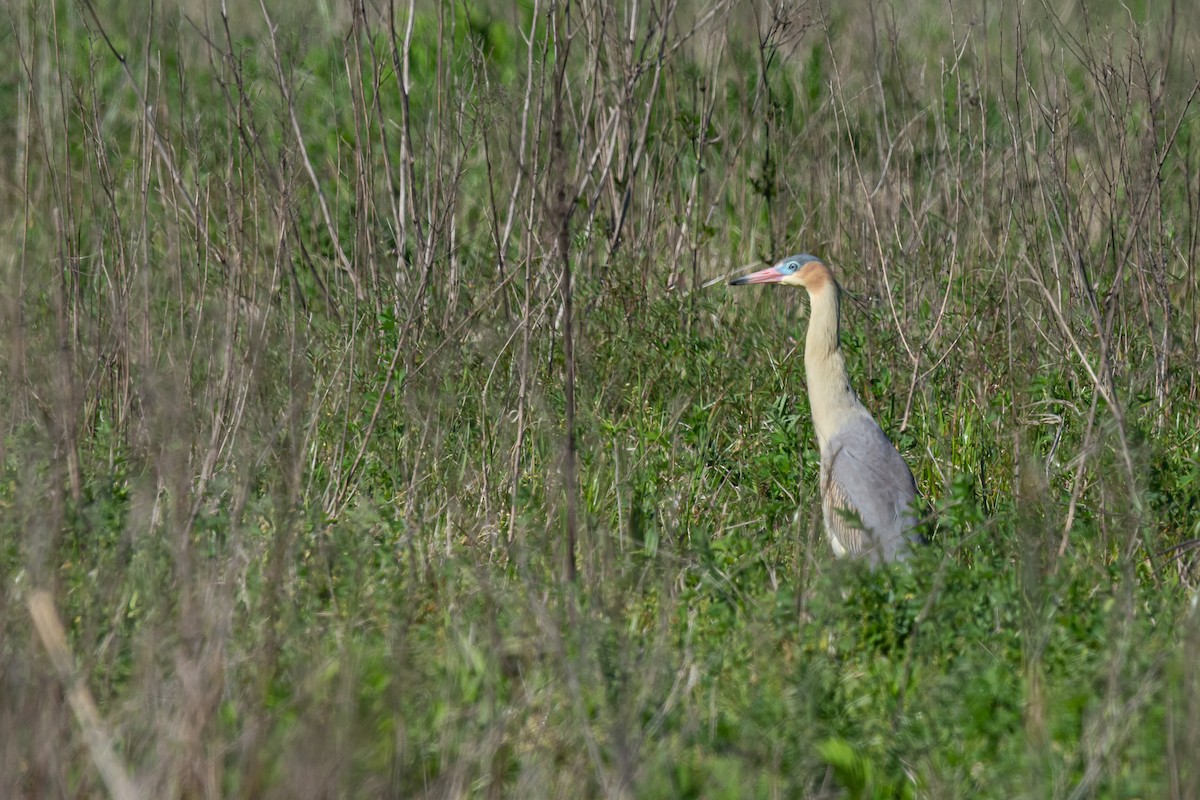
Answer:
(820, 417, 920, 564)
(731, 253, 921, 564)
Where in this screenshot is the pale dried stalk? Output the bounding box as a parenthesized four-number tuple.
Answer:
(29, 590, 141, 800)
(258, 0, 360, 296)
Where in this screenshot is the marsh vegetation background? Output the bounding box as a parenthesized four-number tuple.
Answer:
(3, 0, 1200, 797)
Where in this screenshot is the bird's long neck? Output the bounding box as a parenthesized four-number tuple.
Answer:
(804, 281, 865, 449)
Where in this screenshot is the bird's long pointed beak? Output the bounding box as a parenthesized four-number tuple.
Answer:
(729, 265, 786, 285)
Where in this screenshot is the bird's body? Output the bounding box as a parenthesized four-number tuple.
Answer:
(731, 255, 919, 564)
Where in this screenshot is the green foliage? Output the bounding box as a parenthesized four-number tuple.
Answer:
(3, 0, 1200, 797)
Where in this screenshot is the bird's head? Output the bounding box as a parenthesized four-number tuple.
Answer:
(729, 254, 833, 293)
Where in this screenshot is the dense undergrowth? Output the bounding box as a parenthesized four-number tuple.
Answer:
(3, 0, 1200, 797)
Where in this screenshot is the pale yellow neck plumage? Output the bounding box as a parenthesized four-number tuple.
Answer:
(803, 279, 869, 450)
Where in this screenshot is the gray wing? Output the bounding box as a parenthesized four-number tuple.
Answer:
(819, 417, 919, 564)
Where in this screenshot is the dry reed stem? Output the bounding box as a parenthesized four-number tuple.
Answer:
(28, 590, 141, 800)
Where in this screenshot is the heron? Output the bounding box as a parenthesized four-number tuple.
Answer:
(731, 254, 920, 564)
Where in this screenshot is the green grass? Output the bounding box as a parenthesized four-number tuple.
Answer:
(3, 0, 1200, 797)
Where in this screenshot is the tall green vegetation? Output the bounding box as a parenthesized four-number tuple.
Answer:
(2, 0, 1199, 796)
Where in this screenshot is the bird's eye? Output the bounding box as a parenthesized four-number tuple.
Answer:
(783, 261, 799, 273)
